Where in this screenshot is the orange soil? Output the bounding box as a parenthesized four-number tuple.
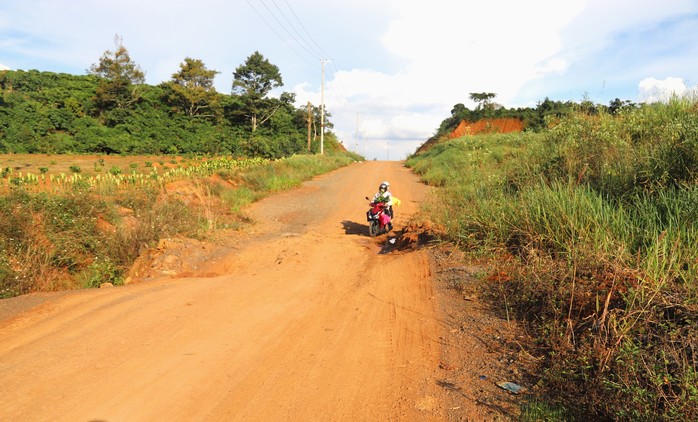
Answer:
(447, 118, 524, 139)
(0, 161, 527, 421)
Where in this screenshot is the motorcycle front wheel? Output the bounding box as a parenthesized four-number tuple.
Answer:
(369, 220, 379, 237)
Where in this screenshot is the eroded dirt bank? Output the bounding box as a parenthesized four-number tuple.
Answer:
(0, 161, 525, 421)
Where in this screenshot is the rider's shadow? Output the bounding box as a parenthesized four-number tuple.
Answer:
(341, 220, 368, 236)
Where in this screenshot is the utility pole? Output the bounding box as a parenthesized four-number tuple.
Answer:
(320, 59, 331, 155)
(361, 130, 366, 154)
(320, 59, 325, 155)
(307, 101, 312, 152)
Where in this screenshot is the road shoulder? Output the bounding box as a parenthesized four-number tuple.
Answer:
(428, 244, 538, 421)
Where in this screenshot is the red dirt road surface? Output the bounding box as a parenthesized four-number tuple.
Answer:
(0, 161, 523, 421)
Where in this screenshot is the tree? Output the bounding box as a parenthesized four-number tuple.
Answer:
(451, 103, 466, 117)
(88, 35, 145, 115)
(608, 98, 636, 115)
(232, 51, 283, 131)
(296, 103, 332, 142)
(469, 92, 497, 110)
(164, 57, 220, 118)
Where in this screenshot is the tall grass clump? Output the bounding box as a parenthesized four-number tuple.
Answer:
(0, 185, 198, 296)
(407, 98, 698, 420)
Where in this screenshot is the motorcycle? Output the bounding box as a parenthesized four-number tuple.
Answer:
(365, 197, 393, 237)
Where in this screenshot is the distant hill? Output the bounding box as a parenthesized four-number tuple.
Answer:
(413, 96, 637, 156)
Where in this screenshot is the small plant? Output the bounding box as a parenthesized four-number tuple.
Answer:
(129, 163, 138, 169)
(39, 167, 49, 174)
(109, 166, 122, 175)
(144, 161, 153, 167)
(80, 257, 122, 288)
(69, 165, 81, 173)
(520, 398, 572, 421)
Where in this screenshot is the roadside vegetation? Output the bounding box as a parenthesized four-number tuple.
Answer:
(0, 152, 361, 298)
(407, 97, 698, 420)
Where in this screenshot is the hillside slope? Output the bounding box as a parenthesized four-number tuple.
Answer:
(415, 118, 524, 154)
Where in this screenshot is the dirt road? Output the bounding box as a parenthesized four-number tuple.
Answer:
(0, 161, 524, 421)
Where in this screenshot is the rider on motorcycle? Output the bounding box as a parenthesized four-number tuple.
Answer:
(372, 181, 393, 219)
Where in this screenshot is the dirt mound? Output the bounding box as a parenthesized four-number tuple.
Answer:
(126, 237, 221, 282)
(394, 219, 446, 251)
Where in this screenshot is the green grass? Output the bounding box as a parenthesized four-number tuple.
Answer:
(407, 99, 698, 420)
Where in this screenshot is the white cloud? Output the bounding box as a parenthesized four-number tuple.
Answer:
(313, 0, 589, 160)
(0, 63, 10, 70)
(535, 58, 568, 76)
(380, 0, 585, 102)
(638, 77, 697, 103)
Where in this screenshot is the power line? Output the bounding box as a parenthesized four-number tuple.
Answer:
(281, 0, 332, 59)
(256, 1, 358, 115)
(270, 0, 321, 60)
(245, 0, 315, 67)
(247, 0, 361, 143)
(258, 0, 319, 62)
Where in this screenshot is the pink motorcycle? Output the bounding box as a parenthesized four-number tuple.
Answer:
(365, 197, 392, 237)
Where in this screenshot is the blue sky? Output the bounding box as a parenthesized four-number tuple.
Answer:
(1, 0, 697, 160)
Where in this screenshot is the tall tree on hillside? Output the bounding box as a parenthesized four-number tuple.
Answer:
(469, 92, 497, 110)
(232, 51, 283, 132)
(88, 35, 145, 116)
(164, 57, 220, 118)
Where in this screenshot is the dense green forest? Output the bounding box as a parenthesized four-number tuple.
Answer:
(0, 42, 342, 159)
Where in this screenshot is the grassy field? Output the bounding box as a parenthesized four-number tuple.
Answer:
(407, 98, 698, 421)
